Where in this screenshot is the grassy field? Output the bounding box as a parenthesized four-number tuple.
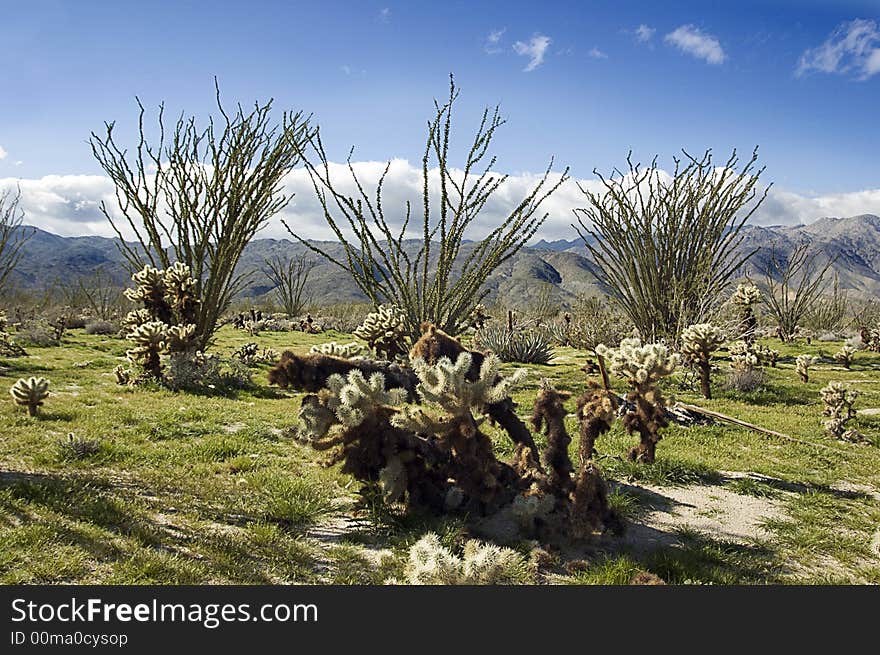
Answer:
(1, 326, 878, 584)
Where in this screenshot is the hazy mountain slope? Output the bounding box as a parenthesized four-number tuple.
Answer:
(5, 214, 880, 307)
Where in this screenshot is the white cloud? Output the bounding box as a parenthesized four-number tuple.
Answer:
(513, 34, 551, 72)
(4, 164, 880, 242)
(665, 24, 726, 64)
(635, 24, 655, 43)
(379, 7, 390, 23)
(796, 18, 880, 80)
(485, 28, 506, 54)
(588, 47, 607, 60)
(0, 145, 7, 160)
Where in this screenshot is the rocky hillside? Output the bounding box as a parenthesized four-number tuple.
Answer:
(6, 214, 880, 308)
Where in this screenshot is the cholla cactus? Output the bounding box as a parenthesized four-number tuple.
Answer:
(297, 369, 408, 440)
(681, 323, 725, 399)
(120, 308, 152, 333)
(467, 303, 490, 331)
(753, 343, 780, 367)
(795, 354, 819, 383)
(729, 340, 760, 372)
(309, 341, 366, 359)
(125, 321, 168, 378)
(125, 265, 172, 323)
(166, 323, 197, 353)
(354, 304, 408, 360)
(0, 329, 26, 358)
(863, 324, 880, 352)
(596, 338, 679, 387)
(163, 261, 199, 324)
(329, 370, 408, 428)
(400, 352, 526, 420)
(390, 532, 533, 585)
(820, 382, 862, 441)
(731, 281, 762, 340)
(834, 345, 856, 369)
(10, 376, 50, 416)
(575, 381, 618, 463)
(596, 338, 678, 463)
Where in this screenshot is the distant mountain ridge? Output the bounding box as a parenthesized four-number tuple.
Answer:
(6, 214, 880, 308)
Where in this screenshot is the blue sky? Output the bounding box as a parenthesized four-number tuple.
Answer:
(1, 0, 880, 237)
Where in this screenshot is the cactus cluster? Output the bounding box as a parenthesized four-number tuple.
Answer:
(388, 532, 533, 585)
(400, 352, 526, 420)
(354, 304, 408, 360)
(731, 281, 762, 340)
(681, 323, 725, 399)
(795, 354, 819, 383)
(291, 339, 622, 541)
(819, 382, 862, 441)
(729, 340, 759, 371)
(119, 264, 200, 383)
(834, 345, 857, 369)
(309, 341, 366, 359)
(10, 376, 50, 416)
(596, 338, 678, 463)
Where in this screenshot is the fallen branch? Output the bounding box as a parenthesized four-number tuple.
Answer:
(675, 402, 838, 452)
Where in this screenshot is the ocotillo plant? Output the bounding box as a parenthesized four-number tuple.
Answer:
(596, 338, 679, 463)
(10, 376, 50, 416)
(91, 82, 313, 350)
(284, 76, 569, 339)
(574, 148, 769, 342)
(681, 322, 725, 399)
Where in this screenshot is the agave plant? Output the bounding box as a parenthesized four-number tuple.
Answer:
(473, 326, 553, 365)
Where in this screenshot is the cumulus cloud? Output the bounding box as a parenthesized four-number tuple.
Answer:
(0, 145, 7, 160)
(588, 47, 608, 59)
(485, 28, 506, 54)
(513, 34, 551, 71)
(635, 24, 655, 43)
(3, 163, 880, 242)
(796, 18, 880, 80)
(665, 24, 726, 64)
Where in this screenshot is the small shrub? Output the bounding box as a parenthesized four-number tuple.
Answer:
(14, 322, 59, 347)
(57, 432, 102, 460)
(84, 320, 117, 335)
(725, 366, 766, 393)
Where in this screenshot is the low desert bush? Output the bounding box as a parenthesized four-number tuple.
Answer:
(84, 320, 117, 335)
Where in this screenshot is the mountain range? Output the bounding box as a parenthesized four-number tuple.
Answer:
(6, 214, 880, 309)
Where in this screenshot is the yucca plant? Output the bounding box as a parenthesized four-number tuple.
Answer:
(473, 325, 553, 365)
(10, 376, 50, 416)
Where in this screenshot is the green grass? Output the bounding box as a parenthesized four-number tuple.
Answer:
(1, 326, 878, 584)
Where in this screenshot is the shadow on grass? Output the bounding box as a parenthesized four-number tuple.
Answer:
(0, 470, 316, 583)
